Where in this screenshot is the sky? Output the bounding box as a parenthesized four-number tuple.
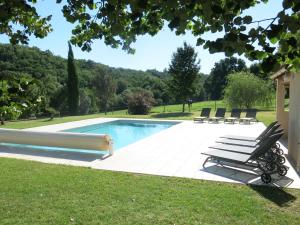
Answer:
(0, 0, 283, 74)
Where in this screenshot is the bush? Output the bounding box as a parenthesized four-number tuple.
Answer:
(224, 72, 274, 109)
(127, 89, 155, 115)
(45, 107, 60, 120)
(79, 91, 91, 115)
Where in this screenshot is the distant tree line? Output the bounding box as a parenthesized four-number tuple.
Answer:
(0, 43, 273, 122)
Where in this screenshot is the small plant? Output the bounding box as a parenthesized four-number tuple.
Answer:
(45, 107, 60, 120)
(127, 89, 155, 115)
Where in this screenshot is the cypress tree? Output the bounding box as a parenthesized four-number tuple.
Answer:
(67, 42, 79, 115)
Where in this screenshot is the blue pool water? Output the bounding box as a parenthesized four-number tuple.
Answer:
(64, 120, 179, 150)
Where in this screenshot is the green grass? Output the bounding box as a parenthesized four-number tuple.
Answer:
(0, 100, 295, 224)
(2, 100, 276, 129)
(0, 158, 299, 225)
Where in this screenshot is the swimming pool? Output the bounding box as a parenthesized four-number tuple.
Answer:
(64, 120, 179, 150)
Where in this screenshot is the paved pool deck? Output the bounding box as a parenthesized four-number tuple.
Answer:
(0, 118, 299, 189)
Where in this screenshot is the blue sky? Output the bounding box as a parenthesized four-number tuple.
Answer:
(0, 0, 282, 74)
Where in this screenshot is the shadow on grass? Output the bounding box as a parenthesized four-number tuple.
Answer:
(151, 112, 193, 118)
(249, 185, 297, 207)
(42, 118, 54, 122)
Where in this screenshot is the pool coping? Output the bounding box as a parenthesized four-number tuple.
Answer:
(25, 117, 185, 132)
(1, 118, 300, 189)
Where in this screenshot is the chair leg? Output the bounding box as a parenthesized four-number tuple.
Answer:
(202, 157, 213, 168)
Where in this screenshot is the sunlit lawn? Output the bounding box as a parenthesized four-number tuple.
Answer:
(2, 100, 276, 129)
(0, 158, 299, 225)
(1, 100, 298, 225)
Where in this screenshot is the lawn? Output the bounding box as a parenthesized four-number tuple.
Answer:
(0, 158, 299, 225)
(1, 100, 276, 129)
(0, 100, 298, 225)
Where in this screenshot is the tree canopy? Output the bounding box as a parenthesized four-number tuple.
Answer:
(67, 42, 79, 115)
(1, 0, 300, 72)
(0, 43, 173, 118)
(169, 42, 200, 112)
(204, 57, 247, 100)
(224, 72, 274, 109)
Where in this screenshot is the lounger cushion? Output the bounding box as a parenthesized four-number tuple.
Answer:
(194, 116, 207, 120)
(209, 143, 256, 154)
(219, 135, 257, 141)
(202, 149, 250, 163)
(215, 139, 258, 147)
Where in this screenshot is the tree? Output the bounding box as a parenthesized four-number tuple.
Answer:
(127, 89, 155, 115)
(249, 63, 269, 80)
(204, 57, 246, 100)
(224, 72, 274, 109)
(2, 1, 300, 71)
(94, 69, 116, 115)
(67, 42, 79, 115)
(0, 73, 42, 125)
(169, 42, 200, 112)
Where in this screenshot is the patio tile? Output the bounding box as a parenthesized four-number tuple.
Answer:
(1, 118, 299, 189)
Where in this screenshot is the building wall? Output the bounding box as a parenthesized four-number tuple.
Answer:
(276, 77, 289, 137)
(288, 73, 300, 172)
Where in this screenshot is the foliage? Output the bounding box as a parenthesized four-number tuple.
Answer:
(0, 0, 52, 45)
(2, 1, 300, 71)
(127, 89, 155, 115)
(45, 107, 60, 120)
(0, 73, 42, 124)
(168, 42, 200, 112)
(67, 42, 79, 115)
(1, 100, 277, 129)
(79, 90, 91, 115)
(224, 72, 274, 109)
(0, 43, 173, 117)
(94, 69, 116, 114)
(249, 63, 270, 80)
(204, 57, 247, 100)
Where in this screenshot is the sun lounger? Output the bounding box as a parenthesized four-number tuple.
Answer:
(211, 128, 283, 154)
(239, 108, 257, 124)
(224, 108, 241, 124)
(220, 121, 278, 141)
(216, 124, 281, 147)
(202, 133, 287, 183)
(209, 108, 226, 123)
(194, 108, 211, 122)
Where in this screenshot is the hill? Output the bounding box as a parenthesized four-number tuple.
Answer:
(1, 44, 208, 117)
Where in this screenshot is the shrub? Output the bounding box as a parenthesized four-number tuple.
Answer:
(224, 72, 274, 109)
(79, 91, 91, 115)
(45, 107, 60, 120)
(127, 89, 155, 115)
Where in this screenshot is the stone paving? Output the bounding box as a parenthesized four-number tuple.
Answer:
(0, 118, 299, 188)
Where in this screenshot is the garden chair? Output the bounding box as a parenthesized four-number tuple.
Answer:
(239, 108, 257, 124)
(202, 133, 288, 183)
(209, 108, 226, 123)
(216, 123, 281, 147)
(219, 121, 278, 141)
(194, 108, 211, 122)
(224, 108, 242, 124)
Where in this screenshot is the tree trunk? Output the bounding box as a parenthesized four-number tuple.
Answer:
(1, 117, 4, 125)
(182, 103, 185, 112)
(104, 103, 107, 115)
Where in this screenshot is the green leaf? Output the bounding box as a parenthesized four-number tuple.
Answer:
(243, 16, 252, 24)
(234, 17, 242, 25)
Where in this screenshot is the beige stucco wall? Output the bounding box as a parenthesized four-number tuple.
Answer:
(288, 73, 300, 172)
(276, 77, 289, 136)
